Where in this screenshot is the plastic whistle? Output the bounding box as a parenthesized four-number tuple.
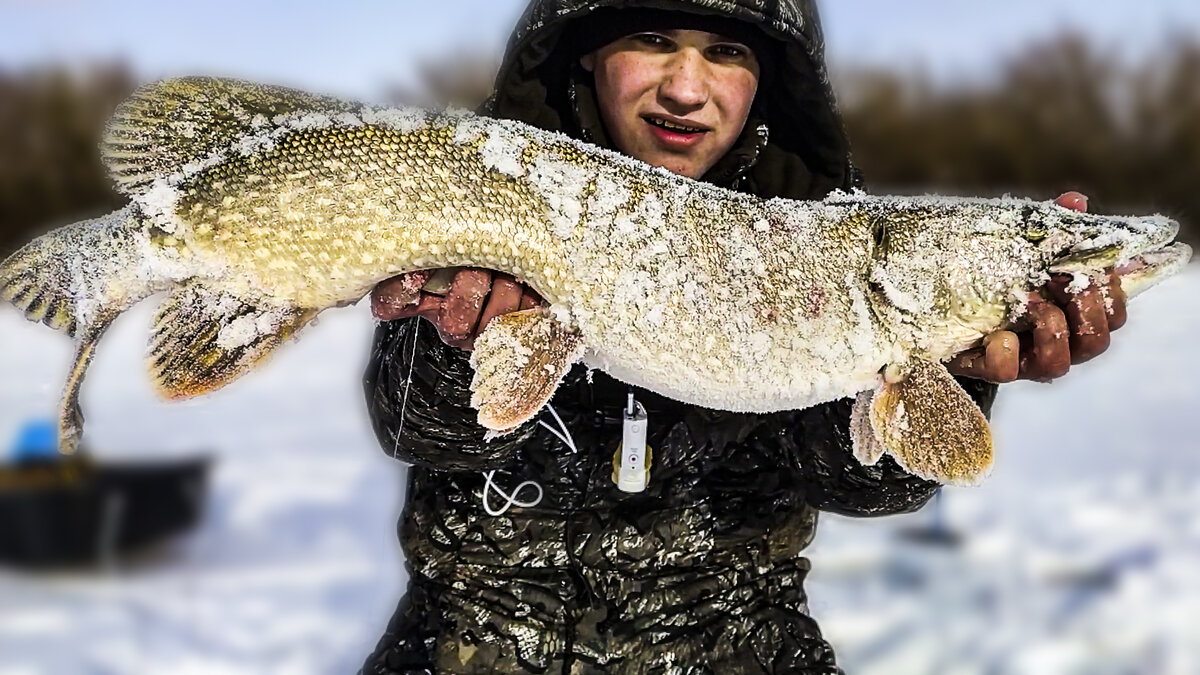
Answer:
(613, 392, 650, 493)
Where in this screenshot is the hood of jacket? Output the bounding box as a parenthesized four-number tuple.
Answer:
(487, 0, 855, 199)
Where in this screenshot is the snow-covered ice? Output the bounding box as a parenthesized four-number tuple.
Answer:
(809, 264, 1200, 674)
(0, 265, 1197, 674)
(0, 302, 405, 675)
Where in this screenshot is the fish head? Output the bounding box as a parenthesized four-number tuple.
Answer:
(859, 197, 1191, 356)
(860, 200, 1039, 322)
(1025, 202, 1191, 297)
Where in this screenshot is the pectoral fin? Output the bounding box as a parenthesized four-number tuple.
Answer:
(468, 308, 583, 435)
(867, 360, 994, 486)
(148, 284, 315, 400)
(849, 389, 886, 466)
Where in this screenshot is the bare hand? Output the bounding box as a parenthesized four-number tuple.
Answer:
(371, 268, 543, 350)
(947, 192, 1128, 383)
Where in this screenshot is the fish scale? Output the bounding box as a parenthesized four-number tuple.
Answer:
(157, 105, 882, 412)
(0, 77, 1189, 485)
(177, 122, 570, 309)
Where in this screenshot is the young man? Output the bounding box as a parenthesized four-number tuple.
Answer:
(361, 1, 1126, 672)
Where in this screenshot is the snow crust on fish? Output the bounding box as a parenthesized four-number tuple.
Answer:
(28, 102, 1196, 412)
(0, 78, 1189, 467)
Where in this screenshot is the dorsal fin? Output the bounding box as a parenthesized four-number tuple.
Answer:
(102, 77, 356, 196)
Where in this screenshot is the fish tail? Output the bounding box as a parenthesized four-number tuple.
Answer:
(1, 205, 158, 454)
(1, 237, 79, 337)
(1, 205, 150, 338)
(1, 242, 79, 337)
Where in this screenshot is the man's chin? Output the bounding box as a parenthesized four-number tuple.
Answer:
(626, 141, 714, 178)
(663, 164, 702, 179)
(645, 155, 706, 179)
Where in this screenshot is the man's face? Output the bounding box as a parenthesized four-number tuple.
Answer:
(580, 28, 760, 179)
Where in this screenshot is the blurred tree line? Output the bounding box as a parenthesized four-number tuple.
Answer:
(0, 64, 135, 257)
(0, 34, 1196, 259)
(839, 35, 1200, 243)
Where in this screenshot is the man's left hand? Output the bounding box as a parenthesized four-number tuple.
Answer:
(946, 192, 1128, 383)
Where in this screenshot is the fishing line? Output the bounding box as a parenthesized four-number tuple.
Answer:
(394, 320, 420, 459)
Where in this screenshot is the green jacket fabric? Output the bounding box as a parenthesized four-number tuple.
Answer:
(361, 1, 997, 672)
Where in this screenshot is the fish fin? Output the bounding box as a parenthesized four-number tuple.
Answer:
(56, 315, 118, 454)
(148, 284, 316, 400)
(849, 389, 886, 466)
(103, 77, 356, 196)
(1, 253, 78, 337)
(2, 207, 160, 340)
(468, 308, 584, 434)
(868, 360, 994, 486)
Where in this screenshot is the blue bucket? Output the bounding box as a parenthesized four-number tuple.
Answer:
(8, 419, 60, 464)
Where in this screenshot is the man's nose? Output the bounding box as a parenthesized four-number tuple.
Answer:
(658, 49, 709, 111)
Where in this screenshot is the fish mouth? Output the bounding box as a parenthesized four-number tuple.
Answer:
(1049, 212, 1182, 274)
(1115, 241, 1192, 299)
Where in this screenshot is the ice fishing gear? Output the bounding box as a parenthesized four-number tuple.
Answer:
(613, 391, 651, 493)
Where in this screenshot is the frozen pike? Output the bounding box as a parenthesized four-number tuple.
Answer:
(0, 78, 1190, 484)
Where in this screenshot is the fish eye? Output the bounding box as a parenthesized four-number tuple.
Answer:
(1026, 227, 1047, 242)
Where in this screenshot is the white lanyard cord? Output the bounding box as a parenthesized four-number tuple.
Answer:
(480, 404, 578, 516)
(537, 404, 578, 454)
(481, 469, 544, 516)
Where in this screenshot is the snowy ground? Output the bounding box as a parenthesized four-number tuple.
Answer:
(0, 266, 1197, 674)
(807, 264, 1200, 675)
(0, 302, 405, 675)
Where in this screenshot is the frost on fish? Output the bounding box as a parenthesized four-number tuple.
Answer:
(469, 308, 583, 435)
(148, 284, 316, 400)
(0, 76, 1191, 483)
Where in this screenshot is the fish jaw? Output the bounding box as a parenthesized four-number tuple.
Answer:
(1039, 207, 1182, 275)
(1032, 205, 1190, 304)
(1116, 241, 1193, 298)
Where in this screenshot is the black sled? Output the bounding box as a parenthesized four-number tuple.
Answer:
(0, 421, 210, 568)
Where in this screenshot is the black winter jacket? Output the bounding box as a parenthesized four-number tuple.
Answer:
(361, 1, 998, 672)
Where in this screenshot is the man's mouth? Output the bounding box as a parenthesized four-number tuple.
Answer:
(643, 115, 708, 134)
(643, 115, 709, 150)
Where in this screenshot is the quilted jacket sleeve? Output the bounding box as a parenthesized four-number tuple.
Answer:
(363, 318, 537, 472)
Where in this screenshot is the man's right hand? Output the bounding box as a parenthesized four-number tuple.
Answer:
(371, 268, 543, 350)
(945, 192, 1127, 383)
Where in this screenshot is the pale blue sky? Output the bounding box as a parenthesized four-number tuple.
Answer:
(1, 0, 1198, 99)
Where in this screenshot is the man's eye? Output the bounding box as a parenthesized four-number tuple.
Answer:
(630, 33, 671, 48)
(710, 44, 748, 59)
